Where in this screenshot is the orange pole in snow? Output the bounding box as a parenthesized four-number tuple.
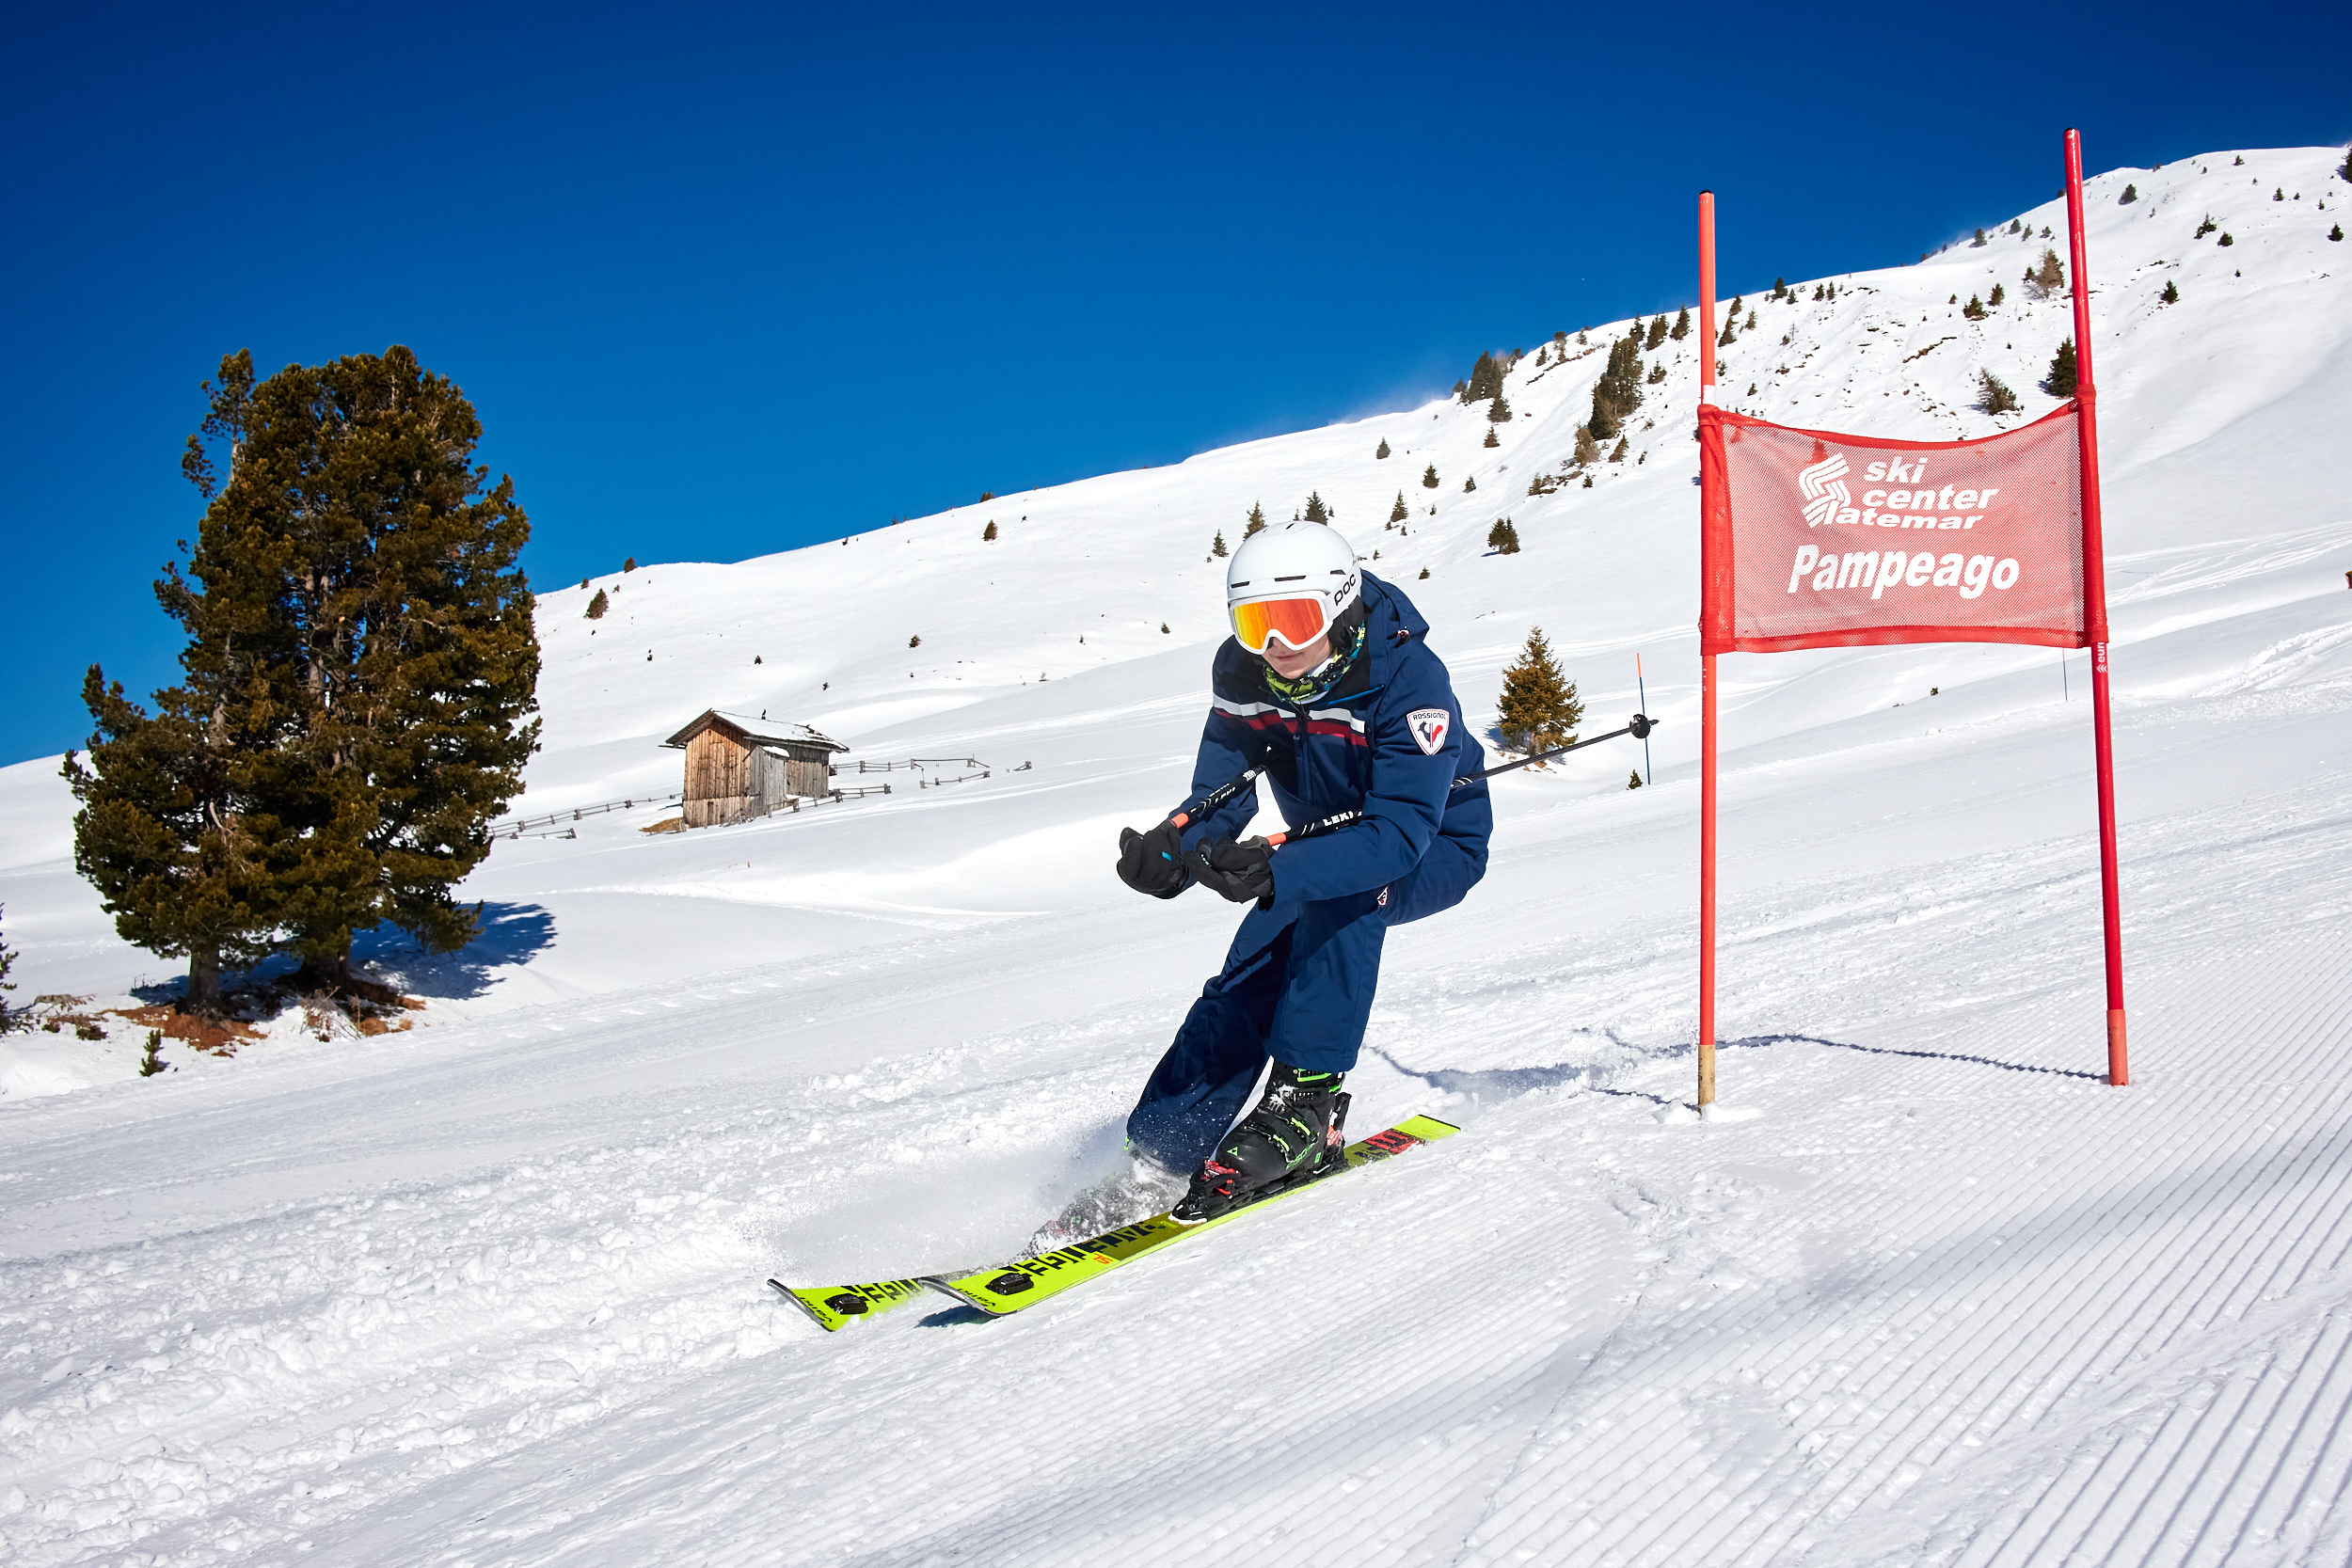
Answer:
(1696, 190, 1718, 1109)
(2064, 129, 2129, 1086)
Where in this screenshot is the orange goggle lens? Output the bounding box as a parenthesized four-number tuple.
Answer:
(1230, 595, 1331, 653)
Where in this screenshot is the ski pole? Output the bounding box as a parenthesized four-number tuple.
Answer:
(1263, 808, 1360, 847)
(1459, 713, 1657, 785)
(1168, 766, 1261, 831)
(1635, 655, 1653, 786)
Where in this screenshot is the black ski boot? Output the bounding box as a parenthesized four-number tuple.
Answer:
(1171, 1063, 1349, 1226)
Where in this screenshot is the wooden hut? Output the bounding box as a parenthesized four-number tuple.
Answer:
(662, 710, 850, 828)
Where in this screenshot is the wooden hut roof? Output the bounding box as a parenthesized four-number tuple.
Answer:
(661, 709, 851, 753)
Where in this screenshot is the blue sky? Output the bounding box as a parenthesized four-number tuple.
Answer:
(2, 0, 2338, 765)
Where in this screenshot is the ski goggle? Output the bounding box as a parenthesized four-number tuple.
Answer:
(1229, 594, 1333, 655)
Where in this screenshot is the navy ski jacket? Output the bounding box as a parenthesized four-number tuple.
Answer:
(1174, 573, 1490, 925)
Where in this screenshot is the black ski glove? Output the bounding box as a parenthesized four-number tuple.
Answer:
(1189, 837, 1276, 910)
(1117, 821, 1190, 898)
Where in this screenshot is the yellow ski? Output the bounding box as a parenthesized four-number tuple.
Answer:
(922, 1114, 1459, 1319)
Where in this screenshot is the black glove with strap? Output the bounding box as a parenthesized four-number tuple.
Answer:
(1117, 820, 1190, 898)
(1189, 836, 1276, 910)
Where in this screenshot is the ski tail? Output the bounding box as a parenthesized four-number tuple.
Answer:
(767, 1275, 932, 1333)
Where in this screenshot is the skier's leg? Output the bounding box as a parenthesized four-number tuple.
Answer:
(1171, 889, 1387, 1223)
(1265, 885, 1390, 1073)
(1123, 902, 1296, 1172)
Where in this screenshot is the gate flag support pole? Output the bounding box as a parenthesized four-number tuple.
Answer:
(1696, 189, 1719, 1110)
(2064, 128, 2129, 1086)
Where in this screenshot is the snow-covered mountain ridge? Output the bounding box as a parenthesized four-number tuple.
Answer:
(0, 145, 2348, 1567)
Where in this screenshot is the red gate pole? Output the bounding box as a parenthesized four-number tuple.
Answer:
(2063, 129, 2128, 1086)
(1696, 190, 1719, 1108)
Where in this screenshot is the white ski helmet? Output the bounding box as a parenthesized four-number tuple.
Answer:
(1224, 521, 1361, 654)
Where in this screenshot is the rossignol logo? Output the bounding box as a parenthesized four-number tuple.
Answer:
(1406, 707, 1450, 755)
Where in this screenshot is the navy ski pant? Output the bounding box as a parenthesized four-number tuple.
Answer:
(1124, 884, 1389, 1173)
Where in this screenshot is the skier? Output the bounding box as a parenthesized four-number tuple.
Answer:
(1106, 521, 1492, 1227)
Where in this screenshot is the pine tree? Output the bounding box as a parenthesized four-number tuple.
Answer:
(1246, 502, 1268, 536)
(1963, 294, 1987, 320)
(1304, 491, 1329, 523)
(2120, 182, 2138, 204)
(2217, 231, 2234, 247)
(2332, 225, 2344, 242)
(1212, 530, 1228, 556)
(1646, 362, 1666, 385)
(1375, 437, 1391, 458)
(1390, 491, 1408, 523)
(1574, 425, 1600, 467)
(1971, 227, 1988, 247)
(585, 588, 609, 619)
(1418, 567, 1429, 579)
(1463, 351, 1505, 404)
(1627, 769, 1643, 790)
(1587, 330, 1645, 440)
(983, 520, 998, 541)
(1463, 476, 1477, 492)
(2026, 247, 2065, 296)
(1422, 464, 1439, 490)
(1645, 315, 1669, 351)
(1487, 393, 1511, 422)
(1717, 316, 1737, 347)
(1988, 283, 2006, 308)
(624, 556, 636, 572)
(1977, 370, 2021, 415)
(2196, 214, 2217, 238)
(1495, 627, 1582, 756)
(81, 346, 542, 998)
(1610, 438, 1629, 463)
(1483, 424, 1500, 449)
(1486, 518, 1520, 554)
(2042, 338, 2078, 398)
(2161, 278, 2180, 304)
(1670, 307, 1691, 341)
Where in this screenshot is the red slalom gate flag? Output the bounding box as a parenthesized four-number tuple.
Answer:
(1697, 403, 2101, 655)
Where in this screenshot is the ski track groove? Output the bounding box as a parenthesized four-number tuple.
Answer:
(1444, 933, 2352, 1567)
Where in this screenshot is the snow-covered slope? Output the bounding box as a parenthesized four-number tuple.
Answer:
(2, 146, 2348, 1566)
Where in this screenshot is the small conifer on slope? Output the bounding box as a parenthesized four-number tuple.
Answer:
(585, 588, 610, 619)
(1303, 491, 1329, 523)
(1486, 519, 1520, 555)
(2042, 340, 2078, 398)
(1422, 464, 1439, 490)
(1496, 627, 1582, 757)
(1390, 492, 1408, 523)
(1587, 330, 1645, 440)
(0, 904, 29, 1033)
(1245, 502, 1267, 537)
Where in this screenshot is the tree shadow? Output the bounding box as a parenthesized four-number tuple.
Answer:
(350, 901, 558, 1001)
